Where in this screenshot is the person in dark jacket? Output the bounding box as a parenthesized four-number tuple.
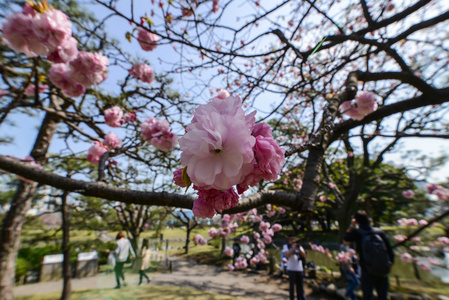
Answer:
(343, 211, 394, 300)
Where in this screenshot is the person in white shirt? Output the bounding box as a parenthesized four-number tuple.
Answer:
(107, 232, 136, 289)
(282, 235, 307, 300)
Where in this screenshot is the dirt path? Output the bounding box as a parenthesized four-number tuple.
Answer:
(14, 256, 334, 299)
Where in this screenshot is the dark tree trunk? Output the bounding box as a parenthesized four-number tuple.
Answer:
(61, 193, 71, 300)
(0, 97, 66, 300)
(0, 182, 37, 300)
(185, 226, 191, 254)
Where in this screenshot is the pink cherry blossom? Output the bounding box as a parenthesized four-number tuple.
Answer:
(192, 197, 216, 219)
(227, 264, 235, 271)
(195, 187, 239, 215)
(141, 117, 177, 151)
(128, 63, 155, 84)
(240, 235, 250, 244)
(24, 84, 49, 96)
(2, 4, 77, 62)
(0, 90, 7, 97)
(427, 256, 440, 266)
(259, 221, 270, 232)
(137, 28, 158, 51)
(123, 112, 136, 124)
(103, 132, 122, 149)
(181, 7, 194, 17)
(394, 234, 407, 243)
(355, 91, 378, 115)
(224, 246, 234, 257)
(149, 131, 178, 151)
(179, 95, 255, 190)
(252, 122, 273, 138)
(235, 257, 247, 269)
(68, 51, 109, 87)
(215, 89, 230, 99)
(272, 224, 282, 232)
(253, 136, 285, 181)
(208, 227, 218, 238)
(438, 236, 449, 245)
(402, 189, 415, 199)
(336, 252, 349, 262)
(86, 141, 108, 165)
(104, 106, 124, 127)
(340, 100, 365, 120)
(263, 235, 272, 244)
(418, 219, 428, 226)
(400, 253, 413, 263)
(328, 182, 336, 189)
(417, 261, 431, 271)
(412, 237, 421, 243)
(253, 232, 260, 240)
(46, 36, 78, 63)
(48, 63, 85, 97)
(173, 167, 186, 187)
(212, 0, 220, 13)
(193, 234, 207, 245)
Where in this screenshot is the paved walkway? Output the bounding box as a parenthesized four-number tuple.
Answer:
(14, 256, 331, 299)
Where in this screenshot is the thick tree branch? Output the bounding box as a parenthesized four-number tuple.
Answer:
(0, 155, 299, 213)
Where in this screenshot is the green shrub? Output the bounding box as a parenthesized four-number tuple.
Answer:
(16, 257, 31, 279)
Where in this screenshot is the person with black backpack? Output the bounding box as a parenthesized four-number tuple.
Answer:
(343, 211, 395, 300)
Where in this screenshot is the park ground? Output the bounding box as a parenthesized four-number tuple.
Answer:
(13, 255, 335, 300)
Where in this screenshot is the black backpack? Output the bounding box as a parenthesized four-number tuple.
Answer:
(359, 228, 391, 277)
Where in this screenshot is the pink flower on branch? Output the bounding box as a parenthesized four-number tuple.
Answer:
(2, 3, 78, 63)
(141, 117, 178, 151)
(402, 189, 415, 199)
(104, 106, 124, 128)
(68, 51, 109, 87)
(24, 84, 49, 96)
(137, 28, 159, 51)
(129, 63, 155, 84)
(240, 235, 250, 244)
(48, 63, 85, 97)
(86, 141, 108, 166)
(179, 95, 255, 191)
(103, 132, 122, 149)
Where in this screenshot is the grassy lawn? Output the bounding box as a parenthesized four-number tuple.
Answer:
(16, 285, 244, 300)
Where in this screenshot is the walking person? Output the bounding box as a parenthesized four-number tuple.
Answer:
(282, 235, 307, 300)
(344, 211, 394, 300)
(107, 231, 136, 289)
(138, 238, 151, 285)
(341, 248, 360, 300)
(232, 239, 241, 265)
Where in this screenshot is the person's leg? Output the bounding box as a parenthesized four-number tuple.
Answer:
(346, 272, 359, 300)
(374, 275, 389, 300)
(114, 262, 123, 288)
(361, 269, 374, 300)
(288, 270, 296, 300)
(139, 270, 143, 285)
(296, 271, 306, 300)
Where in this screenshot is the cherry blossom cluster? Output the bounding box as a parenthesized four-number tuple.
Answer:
(176, 94, 284, 218)
(141, 117, 178, 151)
(137, 28, 158, 52)
(427, 184, 449, 201)
(402, 189, 415, 199)
(49, 51, 109, 97)
(128, 63, 155, 84)
(397, 218, 428, 227)
(335, 248, 356, 263)
(339, 91, 379, 121)
(2, 3, 109, 98)
(2, 3, 78, 63)
(310, 243, 333, 259)
(193, 234, 207, 245)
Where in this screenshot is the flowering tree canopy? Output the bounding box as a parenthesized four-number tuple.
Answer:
(1, 0, 449, 298)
